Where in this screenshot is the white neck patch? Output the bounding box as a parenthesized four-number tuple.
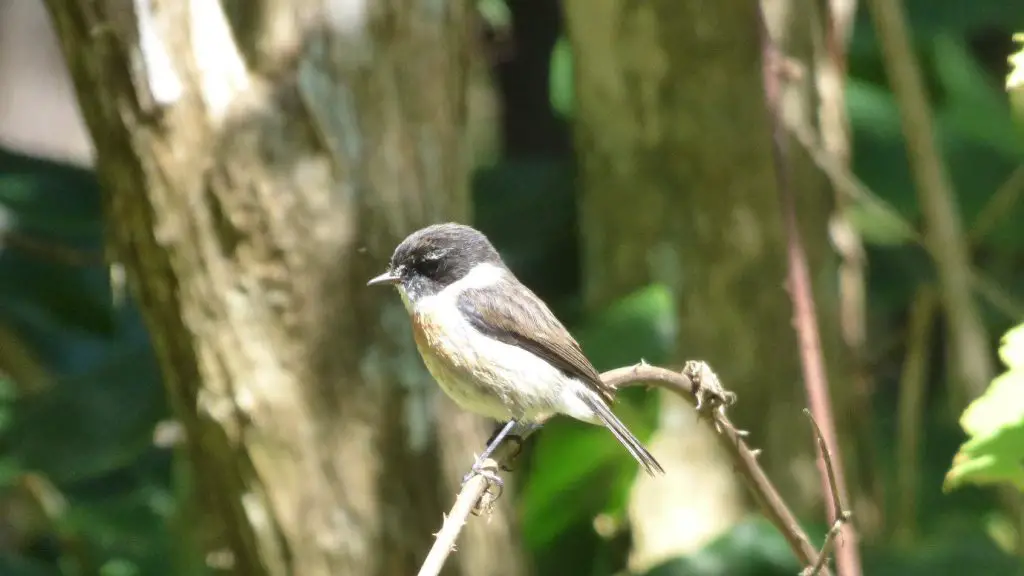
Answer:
(450, 262, 505, 292)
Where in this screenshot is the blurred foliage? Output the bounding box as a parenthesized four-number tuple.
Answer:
(1011, 34, 1024, 119)
(946, 323, 1024, 491)
(2, 0, 1024, 575)
(0, 148, 183, 575)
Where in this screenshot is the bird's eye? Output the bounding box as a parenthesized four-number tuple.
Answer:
(417, 256, 441, 277)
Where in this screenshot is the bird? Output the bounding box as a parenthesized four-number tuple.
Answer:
(367, 223, 664, 482)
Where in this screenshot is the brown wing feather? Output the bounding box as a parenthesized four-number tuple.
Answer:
(456, 276, 615, 403)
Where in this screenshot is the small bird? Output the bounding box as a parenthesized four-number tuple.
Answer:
(367, 223, 664, 480)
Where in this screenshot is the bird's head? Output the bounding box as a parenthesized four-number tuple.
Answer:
(367, 222, 503, 304)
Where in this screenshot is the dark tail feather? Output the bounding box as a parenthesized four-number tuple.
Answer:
(577, 391, 665, 476)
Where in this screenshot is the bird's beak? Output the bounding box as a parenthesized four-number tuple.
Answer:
(367, 270, 401, 287)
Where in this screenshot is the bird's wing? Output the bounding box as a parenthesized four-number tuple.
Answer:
(456, 275, 614, 403)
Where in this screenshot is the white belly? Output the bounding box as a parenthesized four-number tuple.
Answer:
(403, 274, 599, 424)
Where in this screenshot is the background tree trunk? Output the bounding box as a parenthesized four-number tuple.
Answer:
(563, 0, 856, 569)
(43, 1, 524, 574)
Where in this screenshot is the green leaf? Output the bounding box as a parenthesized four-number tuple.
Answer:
(933, 34, 1024, 159)
(574, 283, 676, 371)
(9, 338, 166, 484)
(848, 65, 1024, 250)
(850, 0, 1024, 52)
(945, 324, 1024, 491)
(477, 0, 510, 30)
(519, 421, 634, 550)
(549, 36, 574, 118)
(962, 324, 1024, 435)
(845, 197, 918, 246)
(0, 146, 115, 337)
(0, 148, 104, 241)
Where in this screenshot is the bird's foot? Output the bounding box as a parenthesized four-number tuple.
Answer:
(462, 458, 505, 499)
(462, 459, 503, 487)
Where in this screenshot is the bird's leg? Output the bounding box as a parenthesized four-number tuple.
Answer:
(500, 422, 541, 471)
(463, 420, 518, 488)
(484, 421, 510, 448)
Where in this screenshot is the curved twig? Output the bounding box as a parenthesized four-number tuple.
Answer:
(417, 362, 832, 576)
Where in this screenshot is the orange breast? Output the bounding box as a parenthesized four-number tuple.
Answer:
(409, 305, 521, 421)
(410, 311, 436, 354)
(411, 310, 460, 374)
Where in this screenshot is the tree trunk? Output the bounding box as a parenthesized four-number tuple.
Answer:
(43, 1, 524, 574)
(563, 0, 856, 569)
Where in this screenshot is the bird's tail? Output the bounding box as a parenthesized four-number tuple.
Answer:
(577, 390, 665, 476)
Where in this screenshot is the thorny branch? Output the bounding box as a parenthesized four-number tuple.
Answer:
(417, 362, 836, 576)
(761, 3, 864, 569)
(416, 459, 501, 576)
(759, 3, 862, 574)
(802, 409, 854, 576)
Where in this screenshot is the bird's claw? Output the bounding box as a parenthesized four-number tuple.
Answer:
(462, 461, 505, 501)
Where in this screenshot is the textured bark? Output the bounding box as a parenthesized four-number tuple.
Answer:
(564, 0, 855, 569)
(43, 1, 523, 574)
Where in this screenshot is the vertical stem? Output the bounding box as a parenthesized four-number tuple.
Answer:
(894, 286, 937, 544)
(863, 0, 993, 402)
(758, 4, 862, 574)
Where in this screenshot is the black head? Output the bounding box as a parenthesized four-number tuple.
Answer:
(367, 223, 504, 299)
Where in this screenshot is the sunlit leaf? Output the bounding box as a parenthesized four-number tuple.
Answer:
(1010, 33, 1024, 123)
(946, 324, 1024, 491)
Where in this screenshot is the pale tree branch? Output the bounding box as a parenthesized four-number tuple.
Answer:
(418, 362, 837, 576)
